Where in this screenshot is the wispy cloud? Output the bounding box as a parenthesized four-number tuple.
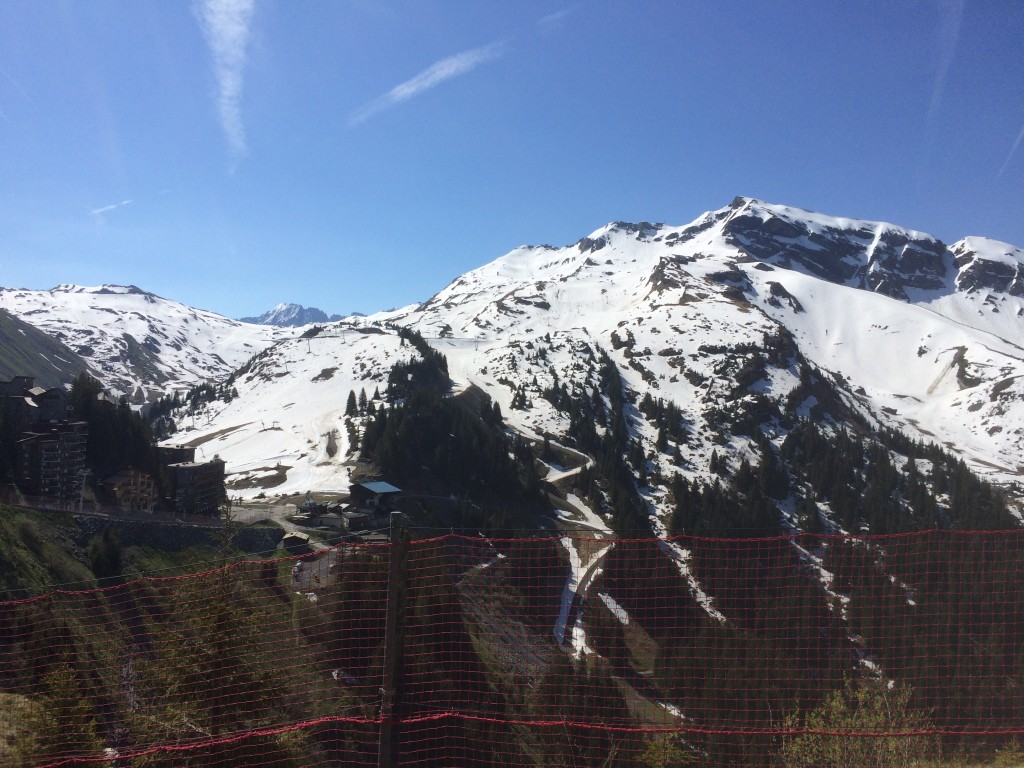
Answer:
(0, 66, 31, 127)
(926, 0, 964, 128)
(537, 6, 576, 34)
(350, 41, 506, 126)
(90, 199, 133, 218)
(916, 0, 963, 187)
(194, 0, 255, 160)
(88, 198, 134, 225)
(997, 120, 1024, 179)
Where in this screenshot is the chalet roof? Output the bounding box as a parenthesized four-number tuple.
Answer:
(167, 458, 225, 469)
(357, 481, 401, 495)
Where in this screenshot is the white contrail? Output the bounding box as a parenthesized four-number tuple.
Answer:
(90, 199, 133, 217)
(537, 6, 575, 34)
(997, 120, 1024, 179)
(926, 0, 964, 129)
(350, 41, 505, 126)
(194, 0, 255, 160)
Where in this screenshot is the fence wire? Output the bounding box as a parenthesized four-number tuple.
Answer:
(2, 530, 1022, 767)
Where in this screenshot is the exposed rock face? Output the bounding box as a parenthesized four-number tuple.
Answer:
(861, 230, 950, 299)
(721, 201, 951, 296)
(722, 211, 867, 283)
(717, 200, 1024, 305)
(951, 239, 1024, 296)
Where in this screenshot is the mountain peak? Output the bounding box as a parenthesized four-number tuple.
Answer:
(240, 303, 340, 327)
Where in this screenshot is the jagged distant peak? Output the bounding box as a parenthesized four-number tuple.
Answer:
(240, 303, 336, 327)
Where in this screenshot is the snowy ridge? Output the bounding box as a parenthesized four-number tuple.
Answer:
(0, 284, 288, 401)
(179, 198, 1024, 501)
(4, 198, 1024, 511)
(173, 325, 412, 495)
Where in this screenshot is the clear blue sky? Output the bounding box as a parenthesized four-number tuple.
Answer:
(2, 1, 1022, 319)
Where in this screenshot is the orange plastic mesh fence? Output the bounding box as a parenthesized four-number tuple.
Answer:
(2, 530, 1022, 767)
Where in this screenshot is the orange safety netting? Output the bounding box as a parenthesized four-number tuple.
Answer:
(2, 530, 1022, 767)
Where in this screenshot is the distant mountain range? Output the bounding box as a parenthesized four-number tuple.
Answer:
(2, 197, 1022, 521)
(0, 284, 287, 403)
(239, 303, 344, 327)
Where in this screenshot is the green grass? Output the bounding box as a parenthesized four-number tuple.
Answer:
(121, 544, 224, 580)
(0, 504, 289, 596)
(0, 692, 44, 765)
(0, 507, 96, 596)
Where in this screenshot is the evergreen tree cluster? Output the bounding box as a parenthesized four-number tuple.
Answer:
(145, 389, 181, 440)
(779, 420, 1015, 533)
(822, 532, 1024, 747)
(68, 373, 159, 483)
(386, 327, 450, 402)
(639, 390, 691, 455)
(670, 473, 780, 536)
(344, 386, 381, 417)
(361, 331, 541, 531)
(147, 381, 239, 440)
(562, 351, 652, 533)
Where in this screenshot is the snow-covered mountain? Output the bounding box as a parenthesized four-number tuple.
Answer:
(0, 284, 288, 402)
(239, 303, 342, 327)
(5, 199, 1021, 758)
(2, 199, 1021, 519)
(152, 197, 1024, 514)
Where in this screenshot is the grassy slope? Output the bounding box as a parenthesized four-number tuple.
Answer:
(0, 506, 97, 597)
(0, 309, 89, 389)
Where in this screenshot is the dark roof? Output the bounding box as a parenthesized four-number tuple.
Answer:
(357, 481, 401, 495)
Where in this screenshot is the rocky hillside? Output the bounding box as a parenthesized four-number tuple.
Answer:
(3, 199, 1022, 521)
(141, 198, 1024, 525)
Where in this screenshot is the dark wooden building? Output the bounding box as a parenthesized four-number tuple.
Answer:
(348, 481, 401, 512)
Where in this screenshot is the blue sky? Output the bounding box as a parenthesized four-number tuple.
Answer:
(1, 1, 1022, 319)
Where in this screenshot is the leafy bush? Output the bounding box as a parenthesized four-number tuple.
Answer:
(779, 679, 936, 768)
